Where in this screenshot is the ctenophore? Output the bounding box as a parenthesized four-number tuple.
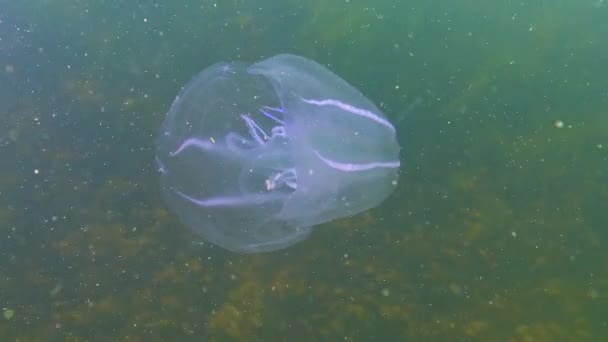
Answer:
(156, 54, 400, 253)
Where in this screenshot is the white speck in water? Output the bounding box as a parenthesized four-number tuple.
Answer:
(554, 120, 564, 128)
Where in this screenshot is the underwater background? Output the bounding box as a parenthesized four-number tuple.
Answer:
(1, 0, 607, 340)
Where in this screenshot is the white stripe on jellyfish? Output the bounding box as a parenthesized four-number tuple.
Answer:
(170, 137, 217, 156)
(173, 189, 289, 207)
(170, 134, 253, 157)
(314, 151, 400, 172)
(299, 97, 396, 132)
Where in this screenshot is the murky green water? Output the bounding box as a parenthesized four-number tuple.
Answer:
(1, 0, 607, 340)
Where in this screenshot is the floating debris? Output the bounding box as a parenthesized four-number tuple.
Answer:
(3, 308, 15, 320)
(553, 120, 564, 128)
